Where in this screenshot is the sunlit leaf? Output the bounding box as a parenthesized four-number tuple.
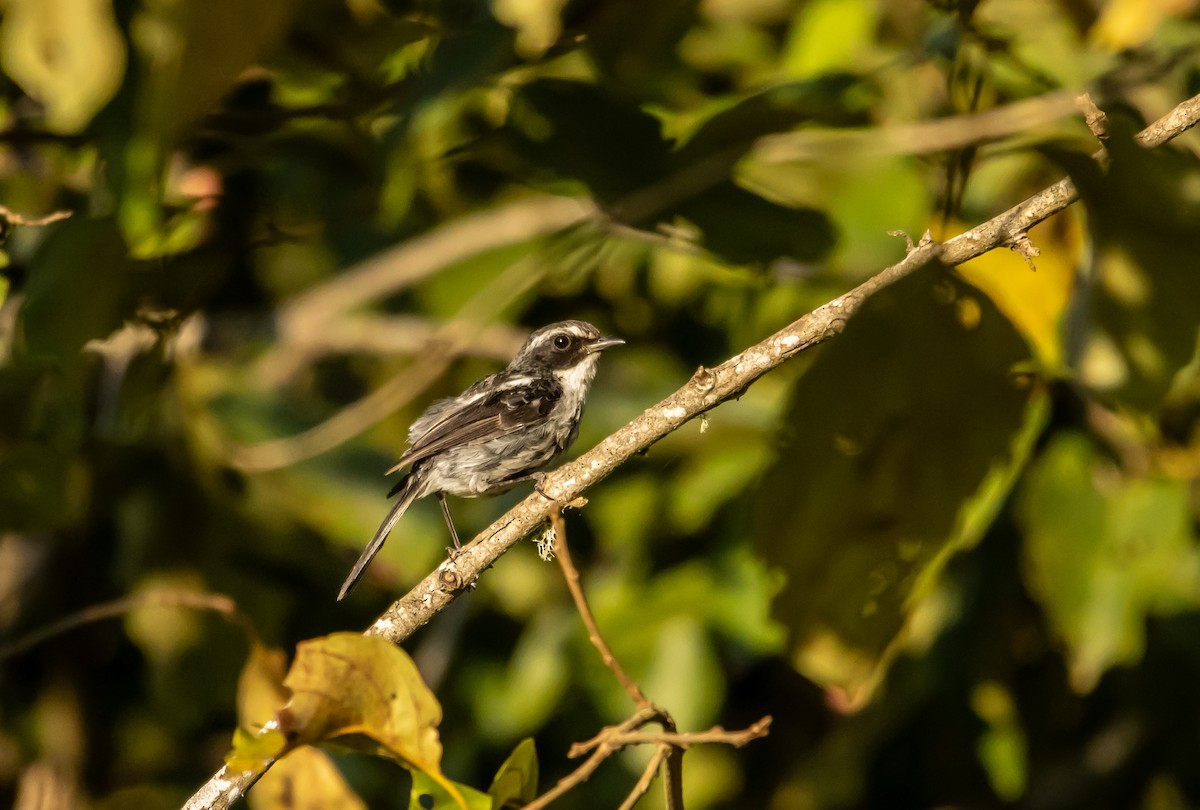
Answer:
(250, 746, 369, 810)
(1017, 433, 1200, 691)
(409, 771, 492, 810)
(1091, 0, 1196, 51)
(470, 611, 572, 740)
(491, 0, 566, 58)
(0, 0, 127, 133)
(956, 211, 1081, 371)
(971, 681, 1027, 801)
(487, 738, 538, 809)
(123, 575, 207, 665)
(781, 0, 878, 78)
(228, 633, 465, 809)
(237, 643, 290, 730)
(640, 615, 724, 730)
(120, 0, 295, 255)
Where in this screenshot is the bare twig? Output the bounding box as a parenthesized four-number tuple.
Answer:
(227, 251, 549, 472)
(273, 196, 593, 346)
(0, 589, 253, 661)
(756, 90, 1082, 163)
(526, 709, 768, 810)
(618, 745, 671, 810)
(570, 718, 774, 755)
(182, 90, 1200, 810)
(1076, 93, 1110, 141)
(549, 508, 684, 808)
(520, 708, 662, 810)
(0, 205, 72, 229)
(549, 507, 650, 709)
(270, 314, 525, 371)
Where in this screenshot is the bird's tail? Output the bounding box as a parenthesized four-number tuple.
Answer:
(337, 473, 422, 601)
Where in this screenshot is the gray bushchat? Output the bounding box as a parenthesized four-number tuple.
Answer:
(338, 320, 623, 600)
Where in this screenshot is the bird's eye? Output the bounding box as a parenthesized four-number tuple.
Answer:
(552, 334, 572, 351)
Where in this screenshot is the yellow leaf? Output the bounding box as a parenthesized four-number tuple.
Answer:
(279, 633, 466, 809)
(954, 212, 1081, 371)
(237, 644, 290, 731)
(491, 0, 567, 58)
(0, 0, 127, 133)
(227, 635, 463, 808)
(250, 746, 368, 810)
(1091, 0, 1198, 51)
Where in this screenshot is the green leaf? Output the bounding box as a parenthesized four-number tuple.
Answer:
(971, 681, 1027, 802)
(0, 442, 78, 531)
(0, 0, 127, 133)
(409, 771, 492, 810)
(674, 180, 835, 263)
(500, 78, 671, 202)
(1017, 433, 1200, 691)
(755, 268, 1045, 704)
(676, 75, 869, 164)
(781, 0, 879, 78)
(470, 611, 572, 740)
(487, 738, 538, 809)
(131, 0, 295, 141)
(20, 218, 134, 366)
(119, 0, 295, 255)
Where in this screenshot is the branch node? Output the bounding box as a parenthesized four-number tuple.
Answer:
(437, 566, 463, 591)
(1006, 231, 1041, 271)
(1076, 92, 1109, 140)
(536, 521, 557, 560)
(886, 228, 915, 253)
(690, 366, 716, 391)
(887, 228, 934, 256)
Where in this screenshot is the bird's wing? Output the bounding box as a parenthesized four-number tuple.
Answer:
(385, 374, 562, 475)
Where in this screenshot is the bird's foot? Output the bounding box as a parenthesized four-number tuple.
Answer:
(529, 471, 552, 500)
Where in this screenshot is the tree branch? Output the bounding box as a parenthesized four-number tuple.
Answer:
(180, 90, 1200, 810)
(549, 507, 650, 709)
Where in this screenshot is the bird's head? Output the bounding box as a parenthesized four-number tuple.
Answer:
(510, 320, 624, 376)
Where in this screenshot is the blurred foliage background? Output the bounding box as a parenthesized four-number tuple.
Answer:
(1, 0, 1200, 807)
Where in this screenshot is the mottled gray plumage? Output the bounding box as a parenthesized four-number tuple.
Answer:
(338, 320, 623, 600)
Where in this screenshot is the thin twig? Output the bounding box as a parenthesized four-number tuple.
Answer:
(0, 205, 72, 228)
(568, 706, 669, 756)
(520, 710, 660, 810)
(271, 196, 593, 350)
(226, 251, 550, 472)
(0, 589, 254, 661)
(571, 718, 774, 755)
(182, 90, 1200, 810)
(617, 745, 671, 810)
(756, 90, 1082, 163)
(662, 745, 684, 810)
(550, 507, 650, 709)
(1076, 92, 1109, 141)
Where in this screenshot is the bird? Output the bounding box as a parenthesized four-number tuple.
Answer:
(337, 320, 624, 600)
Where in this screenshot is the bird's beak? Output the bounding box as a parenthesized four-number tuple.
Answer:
(588, 335, 625, 353)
